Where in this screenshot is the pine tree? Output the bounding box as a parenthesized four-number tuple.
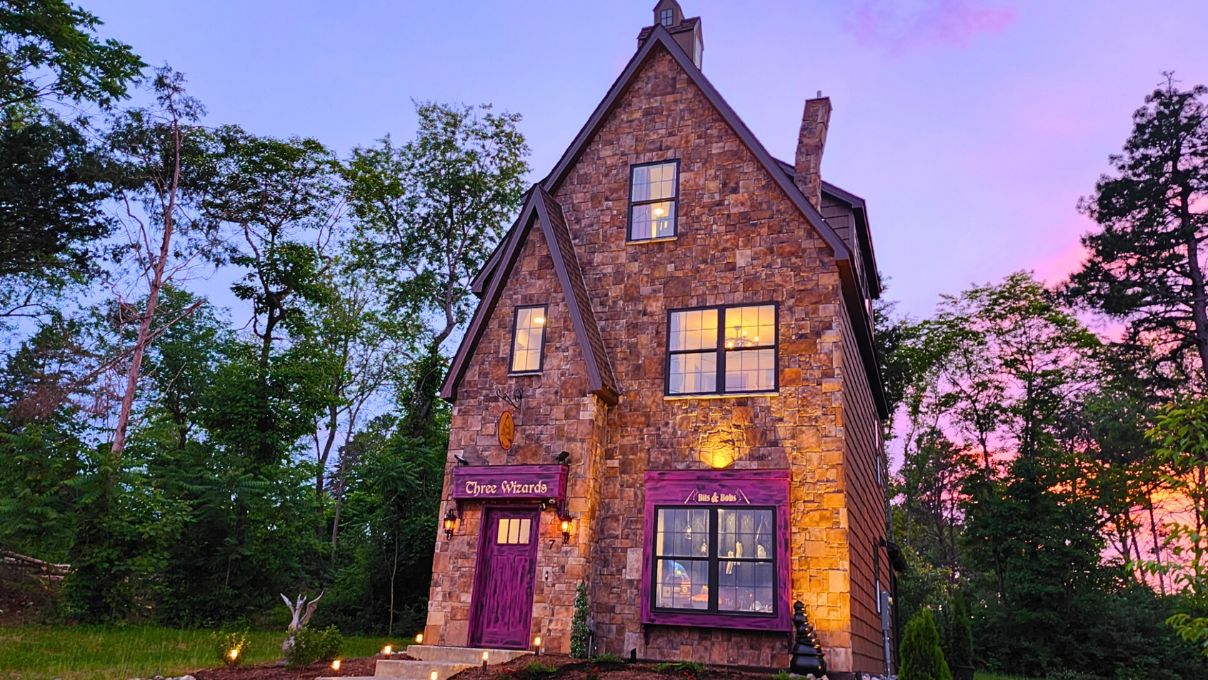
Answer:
(570, 582, 590, 658)
(944, 592, 974, 672)
(900, 610, 952, 680)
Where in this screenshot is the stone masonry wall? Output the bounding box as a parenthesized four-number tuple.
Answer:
(553, 44, 855, 670)
(425, 220, 610, 655)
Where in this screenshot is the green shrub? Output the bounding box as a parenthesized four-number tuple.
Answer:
(212, 629, 249, 666)
(525, 660, 558, 674)
(654, 661, 708, 678)
(900, 609, 952, 680)
(570, 582, 591, 658)
(770, 670, 793, 680)
(944, 591, 974, 670)
(592, 653, 626, 665)
(286, 625, 343, 668)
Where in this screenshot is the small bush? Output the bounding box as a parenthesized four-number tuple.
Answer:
(212, 629, 249, 666)
(654, 661, 708, 678)
(592, 653, 626, 665)
(286, 625, 343, 669)
(571, 582, 591, 658)
(525, 661, 558, 674)
(770, 671, 793, 680)
(900, 610, 952, 680)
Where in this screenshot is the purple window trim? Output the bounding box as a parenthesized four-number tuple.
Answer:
(641, 469, 792, 632)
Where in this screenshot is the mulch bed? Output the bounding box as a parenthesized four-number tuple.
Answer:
(192, 653, 773, 680)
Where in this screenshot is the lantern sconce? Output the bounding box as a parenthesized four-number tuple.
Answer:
(443, 507, 458, 540)
(559, 514, 574, 544)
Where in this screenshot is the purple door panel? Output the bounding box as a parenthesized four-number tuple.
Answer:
(469, 507, 539, 649)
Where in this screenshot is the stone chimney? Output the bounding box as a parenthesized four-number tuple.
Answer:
(794, 94, 831, 210)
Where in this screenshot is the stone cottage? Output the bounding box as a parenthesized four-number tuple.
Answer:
(424, 2, 895, 677)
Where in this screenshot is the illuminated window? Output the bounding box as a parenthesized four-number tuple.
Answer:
(629, 161, 679, 241)
(510, 305, 547, 373)
(497, 518, 532, 545)
(654, 507, 775, 614)
(660, 8, 674, 26)
(667, 304, 777, 395)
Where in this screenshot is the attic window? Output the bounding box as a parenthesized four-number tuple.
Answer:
(629, 161, 679, 241)
(660, 8, 674, 26)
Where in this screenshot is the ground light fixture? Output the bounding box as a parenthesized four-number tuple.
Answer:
(533, 635, 542, 656)
(382, 645, 393, 656)
(227, 648, 239, 669)
(482, 651, 489, 669)
(331, 659, 341, 672)
(444, 507, 458, 540)
(416, 632, 424, 644)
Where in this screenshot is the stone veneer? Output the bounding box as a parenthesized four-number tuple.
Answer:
(426, 43, 885, 676)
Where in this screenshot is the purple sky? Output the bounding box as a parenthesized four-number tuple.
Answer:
(87, 0, 1208, 320)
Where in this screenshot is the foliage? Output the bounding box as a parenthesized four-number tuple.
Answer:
(941, 591, 974, 670)
(0, 0, 143, 110)
(524, 661, 558, 674)
(769, 671, 792, 680)
(1067, 77, 1208, 384)
(592, 654, 626, 664)
(211, 629, 249, 666)
(900, 610, 952, 680)
(653, 661, 708, 677)
(571, 581, 591, 658)
(285, 624, 343, 668)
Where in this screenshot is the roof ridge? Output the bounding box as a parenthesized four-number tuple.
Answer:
(440, 185, 619, 405)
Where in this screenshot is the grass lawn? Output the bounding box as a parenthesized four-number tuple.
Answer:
(0, 625, 408, 680)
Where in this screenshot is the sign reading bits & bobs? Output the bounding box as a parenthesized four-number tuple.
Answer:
(452, 464, 568, 502)
(499, 411, 515, 451)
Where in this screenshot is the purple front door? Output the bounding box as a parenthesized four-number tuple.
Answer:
(469, 507, 539, 649)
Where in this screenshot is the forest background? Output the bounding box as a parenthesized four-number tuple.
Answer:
(4, 3, 1208, 680)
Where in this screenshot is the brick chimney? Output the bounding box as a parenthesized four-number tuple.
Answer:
(794, 94, 831, 210)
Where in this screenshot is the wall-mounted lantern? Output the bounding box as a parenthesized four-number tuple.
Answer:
(559, 514, 574, 544)
(443, 507, 458, 540)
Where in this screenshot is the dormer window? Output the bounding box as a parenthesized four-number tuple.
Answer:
(660, 8, 674, 26)
(629, 160, 679, 241)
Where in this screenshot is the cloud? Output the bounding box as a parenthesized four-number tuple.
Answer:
(844, 0, 1015, 53)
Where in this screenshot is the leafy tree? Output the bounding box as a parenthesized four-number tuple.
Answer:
(345, 101, 529, 429)
(0, 0, 143, 110)
(1068, 77, 1208, 385)
(900, 609, 952, 680)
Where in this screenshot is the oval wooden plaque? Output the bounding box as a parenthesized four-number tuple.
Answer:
(499, 411, 515, 451)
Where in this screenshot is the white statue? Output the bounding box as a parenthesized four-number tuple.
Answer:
(280, 592, 323, 656)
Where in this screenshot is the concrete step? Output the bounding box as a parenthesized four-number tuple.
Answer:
(406, 645, 531, 665)
(374, 659, 474, 680)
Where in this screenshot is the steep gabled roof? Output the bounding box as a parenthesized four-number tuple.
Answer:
(466, 24, 888, 418)
(441, 186, 619, 405)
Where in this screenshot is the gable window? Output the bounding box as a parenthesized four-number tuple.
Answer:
(510, 305, 547, 373)
(660, 8, 674, 26)
(654, 507, 776, 615)
(629, 161, 679, 241)
(667, 304, 777, 395)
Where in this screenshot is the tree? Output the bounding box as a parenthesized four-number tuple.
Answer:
(900, 609, 952, 680)
(103, 67, 225, 462)
(0, 0, 143, 111)
(1068, 77, 1208, 385)
(345, 101, 529, 430)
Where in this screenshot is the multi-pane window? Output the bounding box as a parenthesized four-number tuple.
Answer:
(496, 517, 532, 545)
(629, 161, 678, 241)
(667, 305, 777, 395)
(510, 305, 547, 373)
(654, 507, 776, 615)
(660, 8, 674, 26)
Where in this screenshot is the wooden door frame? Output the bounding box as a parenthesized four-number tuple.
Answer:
(467, 504, 541, 649)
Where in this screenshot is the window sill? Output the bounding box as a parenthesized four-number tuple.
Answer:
(663, 391, 778, 401)
(626, 237, 678, 245)
(508, 371, 543, 377)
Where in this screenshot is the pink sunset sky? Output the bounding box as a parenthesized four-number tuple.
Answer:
(88, 0, 1208, 319)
